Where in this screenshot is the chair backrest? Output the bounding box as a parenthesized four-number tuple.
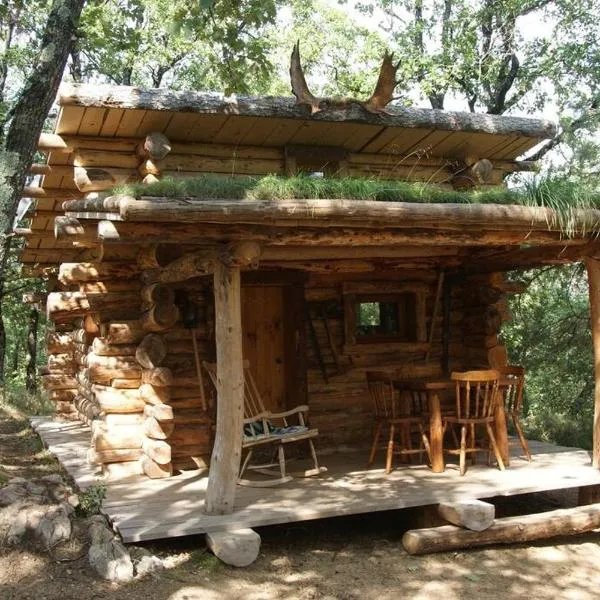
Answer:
(366, 371, 397, 419)
(203, 360, 267, 420)
(451, 369, 499, 420)
(498, 365, 525, 415)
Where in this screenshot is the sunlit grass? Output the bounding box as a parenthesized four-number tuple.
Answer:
(111, 173, 600, 235)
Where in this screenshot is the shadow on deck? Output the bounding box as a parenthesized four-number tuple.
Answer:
(30, 416, 600, 543)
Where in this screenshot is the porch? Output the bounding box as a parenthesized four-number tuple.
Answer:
(31, 416, 600, 543)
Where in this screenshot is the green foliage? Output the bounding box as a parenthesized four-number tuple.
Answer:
(113, 173, 600, 233)
(77, 483, 107, 516)
(1, 386, 53, 416)
(502, 265, 594, 450)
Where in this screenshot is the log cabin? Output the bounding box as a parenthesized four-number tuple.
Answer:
(21, 83, 600, 545)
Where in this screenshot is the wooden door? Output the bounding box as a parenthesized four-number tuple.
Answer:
(241, 286, 286, 413)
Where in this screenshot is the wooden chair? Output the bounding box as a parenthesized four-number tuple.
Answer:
(203, 361, 325, 487)
(498, 365, 531, 461)
(366, 370, 431, 474)
(444, 370, 505, 476)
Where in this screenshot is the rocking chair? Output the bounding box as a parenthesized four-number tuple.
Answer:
(203, 361, 326, 487)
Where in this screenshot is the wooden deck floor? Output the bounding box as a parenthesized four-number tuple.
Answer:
(31, 416, 600, 543)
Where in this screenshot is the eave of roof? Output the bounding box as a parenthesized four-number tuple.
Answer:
(58, 83, 557, 140)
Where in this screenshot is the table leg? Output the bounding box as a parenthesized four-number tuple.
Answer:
(429, 392, 445, 473)
(494, 394, 510, 466)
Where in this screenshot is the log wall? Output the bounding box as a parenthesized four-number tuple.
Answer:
(43, 251, 514, 480)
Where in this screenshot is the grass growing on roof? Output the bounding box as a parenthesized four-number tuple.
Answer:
(111, 174, 600, 234)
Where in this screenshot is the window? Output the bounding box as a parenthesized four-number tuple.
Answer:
(355, 294, 417, 342)
(343, 282, 428, 352)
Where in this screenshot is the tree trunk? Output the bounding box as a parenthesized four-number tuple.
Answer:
(26, 307, 39, 393)
(0, 0, 86, 381)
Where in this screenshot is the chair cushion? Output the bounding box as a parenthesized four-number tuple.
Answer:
(243, 421, 308, 439)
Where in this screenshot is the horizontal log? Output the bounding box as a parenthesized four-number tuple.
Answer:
(46, 291, 140, 321)
(144, 416, 175, 440)
(140, 302, 180, 332)
(102, 320, 145, 344)
(55, 401, 76, 414)
(438, 500, 495, 532)
(169, 424, 211, 447)
(92, 337, 137, 357)
(92, 385, 145, 413)
(172, 456, 209, 472)
(139, 382, 171, 405)
(144, 403, 174, 421)
(80, 281, 142, 294)
(54, 216, 99, 247)
(141, 367, 173, 387)
(142, 438, 171, 464)
(92, 425, 144, 450)
(102, 412, 144, 426)
(172, 408, 212, 424)
(140, 455, 172, 479)
(403, 503, 600, 555)
(41, 374, 77, 390)
(111, 378, 141, 389)
(58, 83, 557, 138)
(49, 389, 77, 403)
(136, 333, 166, 369)
(97, 220, 590, 249)
(73, 164, 134, 193)
(171, 443, 212, 457)
(46, 332, 74, 353)
(117, 197, 600, 235)
(58, 262, 140, 284)
(23, 186, 82, 200)
(102, 460, 143, 480)
(88, 447, 143, 464)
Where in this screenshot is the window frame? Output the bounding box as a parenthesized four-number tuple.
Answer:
(342, 281, 429, 353)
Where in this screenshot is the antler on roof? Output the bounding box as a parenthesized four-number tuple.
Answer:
(361, 52, 400, 114)
(289, 41, 323, 115)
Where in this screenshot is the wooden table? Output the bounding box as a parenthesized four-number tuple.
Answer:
(396, 377, 510, 473)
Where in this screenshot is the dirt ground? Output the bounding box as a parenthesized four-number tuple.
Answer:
(2, 401, 600, 600)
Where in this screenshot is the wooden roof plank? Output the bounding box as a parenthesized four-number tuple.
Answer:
(77, 107, 108, 136)
(115, 109, 147, 138)
(58, 84, 556, 139)
(56, 106, 86, 136)
(100, 108, 125, 137)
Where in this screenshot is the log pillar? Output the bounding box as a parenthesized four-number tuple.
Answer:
(205, 261, 245, 515)
(586, 257, 600, 468)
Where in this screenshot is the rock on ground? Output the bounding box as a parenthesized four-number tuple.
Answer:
(88, 539, 134, 582)
(206, 528, 261, 567)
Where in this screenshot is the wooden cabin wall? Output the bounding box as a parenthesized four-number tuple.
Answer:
(44, 248, 216, 481)
(302, 270, 512, 450)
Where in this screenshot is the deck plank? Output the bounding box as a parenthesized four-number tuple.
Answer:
(31, 416, 600, 543)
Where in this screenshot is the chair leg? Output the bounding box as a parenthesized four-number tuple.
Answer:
(485, 423, 505, 471)
(278, 445, 286, 479)
(513, 415, 532, 461)
(459, 425, 467, 476)
(386, 424, 395, 474)
(450, 423, 460, 449)
(239, 448, 254, 478)
(419, 423, 432, 464)
(470, 424, 477, 465)
(308, 438, 320, 471)
(405, 423, 414, 464)
(368, 422, 382, 467)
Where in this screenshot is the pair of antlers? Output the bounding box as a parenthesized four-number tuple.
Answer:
(289, 41, 400, 115)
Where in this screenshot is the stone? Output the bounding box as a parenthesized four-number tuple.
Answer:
(66, 494, 79, 509)
(88, 520, 115, 545)
(41, 474, 64, 485)
(88, 539, 134, 582)
(0, 484, 27, 506)
(8, 477, 27, 485)
(134, 554, 164, 577)
(206, 528, 261, 567)
(6, 505, 48, 544)
(37, 506, 72, 548)
(25, 482, 46, 496)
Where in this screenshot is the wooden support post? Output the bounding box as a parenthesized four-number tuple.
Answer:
(586, 257, 600, 469)
(205, 260, 244, 515)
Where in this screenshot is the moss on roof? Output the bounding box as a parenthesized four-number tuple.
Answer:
(112, 174, 600, 235)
